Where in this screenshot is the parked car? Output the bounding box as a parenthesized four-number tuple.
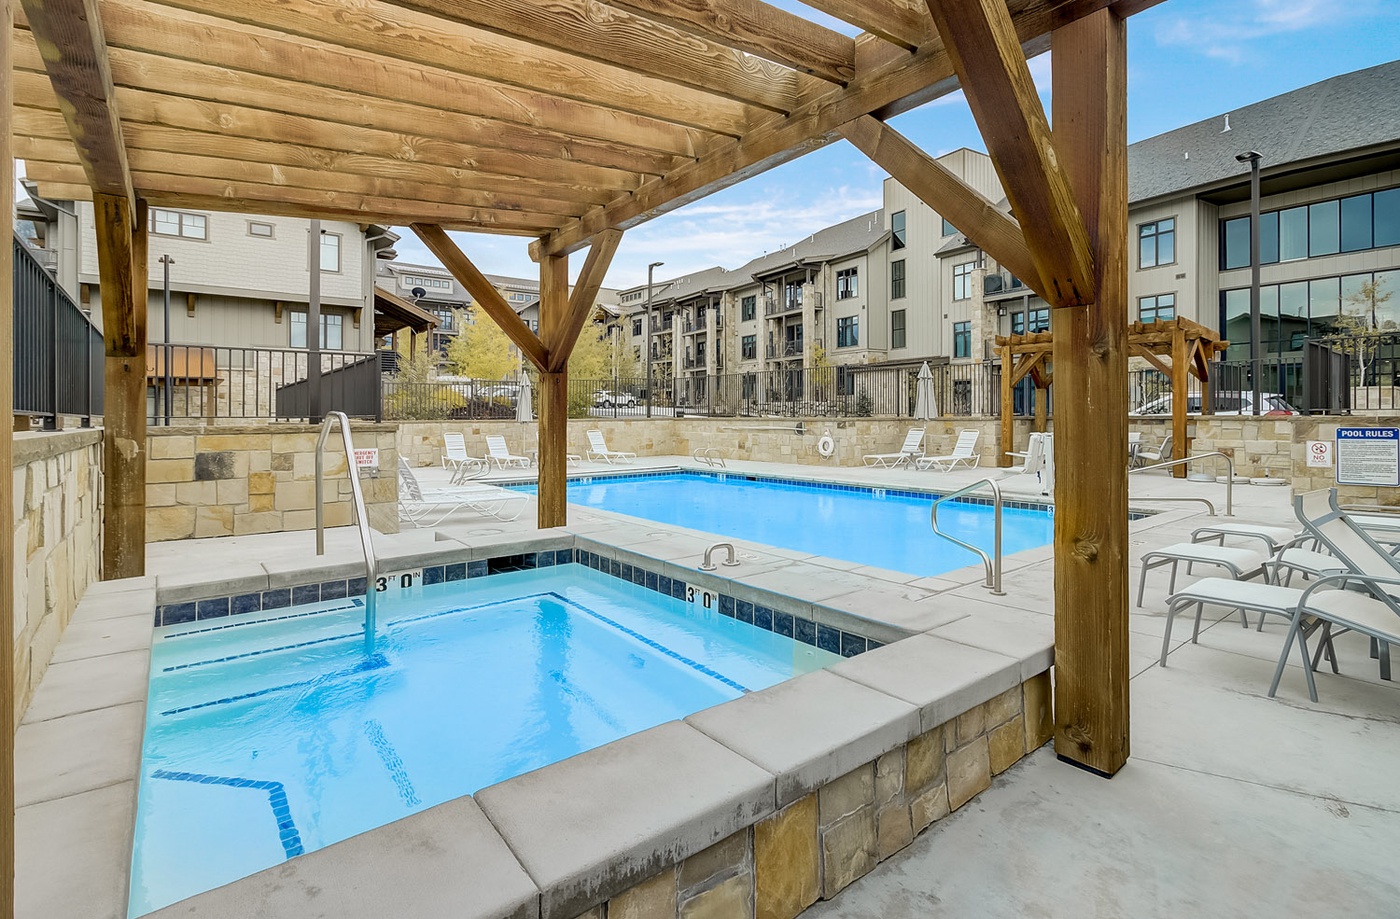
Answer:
(1130, 392, 1297, 416)
(593, 390, 638, 407)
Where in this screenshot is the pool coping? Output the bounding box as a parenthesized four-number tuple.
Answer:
(17, 505, 1192, 919)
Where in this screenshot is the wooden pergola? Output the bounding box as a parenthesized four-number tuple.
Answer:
(998, 317, 1229, 477)
(0, 0, 1170, 910)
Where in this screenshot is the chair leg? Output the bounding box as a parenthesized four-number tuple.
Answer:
(1296, 626, 1319, 702)
(1191, 601, 1205, 644)
(1168, 559, 1181, 595)
(1159, 603, 1178, 666)
(1269, 613, 1304, 699)
(1380, 640, 1393, 682)
(1136, 561, 1150, 608)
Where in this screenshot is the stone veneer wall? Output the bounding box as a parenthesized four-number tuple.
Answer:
(571, 673, 1052, 919)
(145, 424, 400, 541)
(11, 430, 103, 718)
(398, 417, 1031, 470)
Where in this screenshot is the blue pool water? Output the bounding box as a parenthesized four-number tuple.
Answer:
(130, 565, 838, 916)
(518, 472, 1054, 577)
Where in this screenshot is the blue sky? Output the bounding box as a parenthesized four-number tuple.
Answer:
(379, 0, 1400, 290)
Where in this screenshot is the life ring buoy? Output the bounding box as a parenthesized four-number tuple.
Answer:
(817, 432, 836, 458)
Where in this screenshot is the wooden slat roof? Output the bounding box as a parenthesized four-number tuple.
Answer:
(13, 0, 1161, 256)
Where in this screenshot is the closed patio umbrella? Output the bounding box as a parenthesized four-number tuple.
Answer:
(516, 369, 533, 455)
(914, 361, 937, 420)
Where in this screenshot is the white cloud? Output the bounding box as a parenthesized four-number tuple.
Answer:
(1153, 0, 1374, 63)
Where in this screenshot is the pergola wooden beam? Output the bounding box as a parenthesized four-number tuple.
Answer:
(839, 114, 1041, 294)
(537, 253, 571, 530)
(605, 0, 856, 84)
(923, 0, 1095, 307)
(802, 0, 932, 50)
(546, 230, 625, 372)
(411, 225, 550, 371)
(17, 0, 134, 212)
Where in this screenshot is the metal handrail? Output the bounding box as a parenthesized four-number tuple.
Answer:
(315, 411, 379, 656)
(692, 447, 726, 468)
(931, 478, 1005, 596)
(1126, 496, 1217, 516)
(1129, 451, 1234, 517)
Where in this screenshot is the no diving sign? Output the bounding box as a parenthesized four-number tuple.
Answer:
(1306, 440, 1332, 468)
(1335, 427, 1400, 487)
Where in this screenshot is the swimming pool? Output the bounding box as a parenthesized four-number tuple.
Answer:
(516, 472, 1054, 577)
(130, 563, 839, 916)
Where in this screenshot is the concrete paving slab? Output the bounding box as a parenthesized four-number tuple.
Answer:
(17, 780, 136, 919)
(156, 562, 270, 603)
(475, 720, 773, 919)
(71, 587, 157, 622)
(685, 669, 918, 809)
(816, 586, 968, 638)
(803, 750, 1400, 919)
(15, 701, 145, 808)
(261, 555, 369, 588)
(81, 575, 157, 595)
(48, 613, 152, 664)
(21, 649, 150, 725)
(925, 605, 1054, 681)
(146, 797, 539, 919)
(831, 635, 1023, 733)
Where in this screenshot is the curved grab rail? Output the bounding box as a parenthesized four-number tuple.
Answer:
(931, 478, 1004, 596)
(315, 411, 379, 656)
(1129, 451, 1234, 517)
(692, 447, 727, 468)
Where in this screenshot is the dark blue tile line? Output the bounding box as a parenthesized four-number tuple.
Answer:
(160, 599, 363, 638)
(161, 630, 360, 672)
(151, 769, 304, 858)
(363, 719, 421, 808)
(548, 593, 751, 694)
(391, 592, 559, 628)
(157, 654, 386, 716)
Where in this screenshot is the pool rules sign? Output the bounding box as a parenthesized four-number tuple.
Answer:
(1335, 427, 1400, 486)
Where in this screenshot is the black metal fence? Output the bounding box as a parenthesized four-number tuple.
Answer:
(383, 378, 526, 421)
(13, 235, 103, 425)
(1313, 331, 1400, 412)
(148, 343, 382, 423)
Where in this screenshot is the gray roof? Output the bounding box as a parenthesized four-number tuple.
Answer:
(1129, 59, 1400, 203)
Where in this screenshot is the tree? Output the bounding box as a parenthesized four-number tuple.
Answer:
(446, 307, 516, 380)
(567, 324, 638, 381)
(1336, 277, 1396, 383)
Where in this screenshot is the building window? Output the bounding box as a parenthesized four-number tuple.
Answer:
(1010, 311, 1025, 335)
(836, 268, 858, 300)
(1139, 293, 1176, 323)
(1028, 308, 1050, 332)
(836, 366, 855, 396)
(319, 232, 341, 272)
(836, 317, 859, 348)
(290, 311, 344, 350)
(151, 208, 207, 240)
(953, 321, 971, 358)
(1138, 217, 1175, 268)
(1220, 187, 1400, 270)
(891, 309, 906, 349)
(941, 218, 957, 237)
(892, 210, 906, 250)
(891, 260, 906, 299)
(953, 261, 975, 300)
(741, 334, 756, 360)
(784, 281, 802, 310)
(632, 318, 643, 336)
(741, 295, 756, 320)
(247, 221, 275, 238)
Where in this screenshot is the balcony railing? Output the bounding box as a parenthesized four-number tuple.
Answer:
(766, 341, 804, 359)
(766, 297, 802, 316)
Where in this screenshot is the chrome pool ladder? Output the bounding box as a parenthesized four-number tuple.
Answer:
(315, 411, 380, 656)
(931, 478, 1005, 596)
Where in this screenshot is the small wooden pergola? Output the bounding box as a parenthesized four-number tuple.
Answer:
(0, 1, 1172, 910)
(997, 317, 1229, 477)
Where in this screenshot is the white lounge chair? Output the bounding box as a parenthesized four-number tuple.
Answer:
(915, 430, 981, 471)
(485, 435, 531, 469)
(398, 458, 525, 525)
(1160, 578, 1306, 666)
(442, 432, 489, 483)
(1190, 523, 1298, 555)
(586, 430, 635, 464)
(1136, 542, 1266, 607)
(862, 428, 925, 468)
(1136, 434, 1172, 466)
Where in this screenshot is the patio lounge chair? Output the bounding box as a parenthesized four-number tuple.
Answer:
(862, 428, 925, 468)
(1136, 542, 1267, 607)
(1136, 434, 1172, 466)
(398, 458, 525, 525)
(485, 435, 531, 469)
(1159, 578, 1309, 666)
(586, 430, 636, 464)
(1190, 522, 1298, 555)
(442, 432, 489, 483)
(914, 430, 981, 471)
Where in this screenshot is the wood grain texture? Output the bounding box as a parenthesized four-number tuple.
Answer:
(924, 0, 1095, 307)
(1170, 320, 1188, 478)
(411, 225, 549, 371)
(140, 0, 764, 130)
(801, 0, 932, 50)
(604, 0, 855, 83)
(93, 191, 148, 578)
(839, 114, 1041, 295)
(999, 343, 1014, 467)
(1048, 7, 1129, 776)
(17, 0, 132, 206)
(1, 5, 16, 912)
(537, 253, 570, 528)
(547, 230, 623, 372)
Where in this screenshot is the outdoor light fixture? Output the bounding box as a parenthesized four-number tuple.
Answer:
(645, 261, 663, 418)
(1236, 151, 1264, 415)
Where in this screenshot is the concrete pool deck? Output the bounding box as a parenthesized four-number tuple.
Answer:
(17, 454, 1399, 918)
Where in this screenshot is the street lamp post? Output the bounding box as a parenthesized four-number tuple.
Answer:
(158, 255, 174, 425)
(645, 261, 663, 418)
(1236, 151, 1263, 415)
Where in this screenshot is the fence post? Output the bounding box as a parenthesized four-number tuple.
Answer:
(48, 274, 60, 430)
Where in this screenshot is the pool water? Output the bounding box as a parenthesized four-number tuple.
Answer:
(518, 472, 1053, 577)
(130, 564, 838, 916)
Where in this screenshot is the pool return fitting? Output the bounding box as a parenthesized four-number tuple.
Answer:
(701, 542, 741, 571)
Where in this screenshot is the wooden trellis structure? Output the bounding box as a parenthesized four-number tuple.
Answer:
(997, 317, 1229, 477)
(0, 1, 1172, 909)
